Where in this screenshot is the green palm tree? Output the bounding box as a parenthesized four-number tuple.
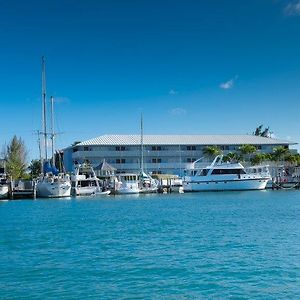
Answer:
(250, 153, 266, 165)
(203, 146, 222, 160)
(272, 146, 289, 162)
(239, 144, 257, 162)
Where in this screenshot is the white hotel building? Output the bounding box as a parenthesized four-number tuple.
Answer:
(62, 134, 296, 175)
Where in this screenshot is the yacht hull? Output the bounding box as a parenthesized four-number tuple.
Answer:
(183, 178, 269, 192)
(73, 186, 99, 196)
(0, 185, 9, 199)
(36, 181, 71, 198)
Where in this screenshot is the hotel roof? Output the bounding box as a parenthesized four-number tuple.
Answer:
(77, 135, 296, 146)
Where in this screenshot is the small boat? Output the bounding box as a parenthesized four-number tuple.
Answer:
(114, 173, 140, 194)
(71, 164, 102, 196)
(139, 172, 158, 193)
(183, 155, 271, 192)
(0, 172, 9, 199)
(93, 190, 111, 196)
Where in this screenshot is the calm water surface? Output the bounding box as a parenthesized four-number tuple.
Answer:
(1, 190, 300, 299)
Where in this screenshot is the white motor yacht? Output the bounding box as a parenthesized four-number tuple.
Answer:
(183, 155, 271, 192)
(71, 164, 102, 196)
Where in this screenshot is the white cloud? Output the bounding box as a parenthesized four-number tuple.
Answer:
(219, 75, 238, 90)
(169, 89, 178, 95)
(169, 107, 187, 116)
(285, 1, 300, 15)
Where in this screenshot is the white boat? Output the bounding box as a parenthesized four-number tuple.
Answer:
(114, 173, 140, 194)
(183, 155, 271, 192)
(71, 164, 102, 196)
(0, 172, 9, 199)
(36, 172, 71, 198)
(139, 172, 158, 193)
(36, 58, 71, 198)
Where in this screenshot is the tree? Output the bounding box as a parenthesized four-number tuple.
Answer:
(253, 125, 271, 138)
(250, 153, 267, 165)
(272, 146, 289, 162)
(223, 152, 240, 162)
(203, 146, 222, 160)
(5, 135, 28, 179)
(239, 144, 257, 162)
(28, 159, 42, 179)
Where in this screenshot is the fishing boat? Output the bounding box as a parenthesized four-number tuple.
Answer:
(114, 173, 140, 194)
(183, 155, 271, 192)
(36, 57, 71, 198)
(71, 164, 102, 196)
(139, 171, 158, 193)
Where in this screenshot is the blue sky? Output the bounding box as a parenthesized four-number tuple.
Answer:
(1, 0, 300, 160)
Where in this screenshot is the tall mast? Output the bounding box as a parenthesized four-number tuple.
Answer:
(50, 96, 55, 166)
(41, 56, 48, 162)
(140, 113, 144, 173)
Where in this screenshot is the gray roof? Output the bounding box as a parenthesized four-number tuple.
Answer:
(77, 134, 296, 146)
(94, 159, 117, 171)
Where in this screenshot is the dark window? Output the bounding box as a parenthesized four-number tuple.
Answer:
(83, 146, 89, 151)
(187, 145, 196, 151)
(187, 158, 196, 163)
(152, 158, 162, 163)
(151, 146, 162, 151)
(200, 169, 210, 176)
(211, 168, 246, 175)
(152, 170, 162, 174)
(116, 159, 126, 164)
(116, 146, 125, 151)
(73, 147, 78, 152)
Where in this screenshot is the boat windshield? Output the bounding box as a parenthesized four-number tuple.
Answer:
(199, 169, 210, 176)
(211, 168, 246, 175)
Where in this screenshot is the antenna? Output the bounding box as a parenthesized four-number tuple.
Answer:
(50, 96, 55, 166)
(41, 56, 48, 162)
(140, 113, 144, 173)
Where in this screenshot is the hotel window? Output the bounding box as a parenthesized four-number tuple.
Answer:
(152, 170, 162, 175)
(187, 158, 196, 163)
(116, 159, 126, 164)
(187, 145, 196, 151)
(152, 158, 162, 163)
(115, 146, 126, 151)
(151, 146, 162, 151)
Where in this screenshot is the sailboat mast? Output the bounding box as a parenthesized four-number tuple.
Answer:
(140, 113, 144, 173)
(41, 56, 48, 162)
(50, 96, 55, 166)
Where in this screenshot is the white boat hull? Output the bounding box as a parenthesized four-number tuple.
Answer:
(36, 181, 71, 198)
(115, 187, 140, 194)
(0, 185, 9, 199)
(183, 178, 269, 192)
(73, 186, 99, 196)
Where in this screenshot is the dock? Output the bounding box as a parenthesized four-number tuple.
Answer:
(9, 180, 36, 200)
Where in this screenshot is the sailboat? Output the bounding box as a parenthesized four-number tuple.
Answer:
(138, 114, 158, 194)
(36, 57, 71, 198)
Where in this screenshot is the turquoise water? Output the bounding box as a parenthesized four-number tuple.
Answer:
(1, 191, 300, 299)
